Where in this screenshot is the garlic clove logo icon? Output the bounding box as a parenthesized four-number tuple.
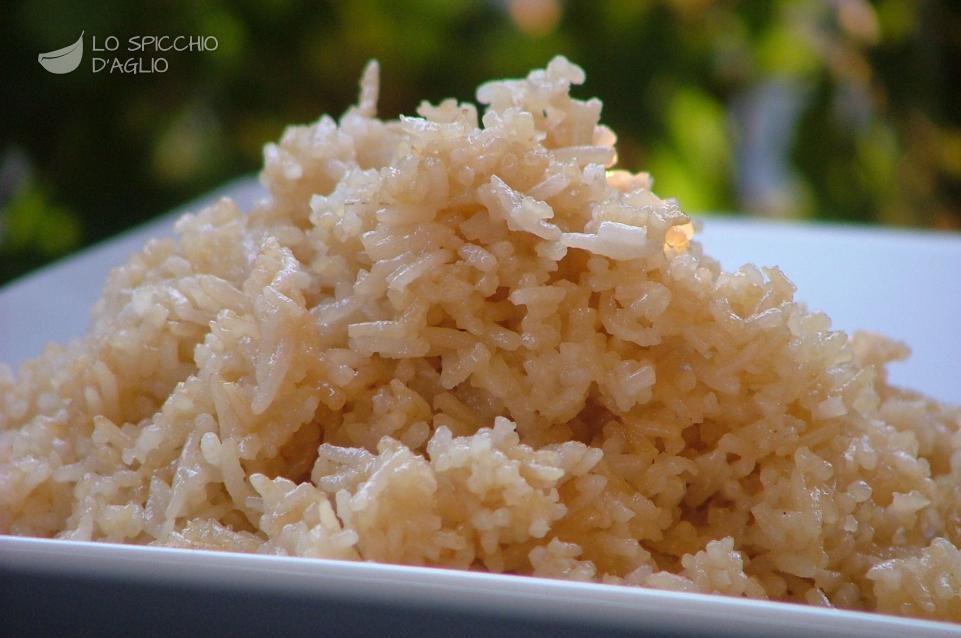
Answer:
(38, 31, 84, 74)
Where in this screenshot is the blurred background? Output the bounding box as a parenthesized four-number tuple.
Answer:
(1, 0, 959, 285)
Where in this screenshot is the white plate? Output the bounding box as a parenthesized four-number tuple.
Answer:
(1, 534, 958, 637)
(2, 179, 961, 636)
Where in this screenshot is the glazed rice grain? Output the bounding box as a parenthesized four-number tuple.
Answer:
(2, 57, 961, 622)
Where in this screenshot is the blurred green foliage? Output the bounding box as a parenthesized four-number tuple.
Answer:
(1, 0, 959, 284)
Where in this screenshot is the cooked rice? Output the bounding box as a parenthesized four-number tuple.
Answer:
(2, 57, 960, 621)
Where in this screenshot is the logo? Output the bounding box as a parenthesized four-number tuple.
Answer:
(38, 31, 84, 74)
(37, 32, 218, 75)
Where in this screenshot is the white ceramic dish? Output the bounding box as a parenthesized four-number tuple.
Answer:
(2, 179, 961, 636)
(2, 535, 959, 637)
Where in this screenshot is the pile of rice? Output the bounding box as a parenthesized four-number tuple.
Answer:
(2, 57, 960, 622)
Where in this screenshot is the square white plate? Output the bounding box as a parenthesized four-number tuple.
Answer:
(2, 179, 960, 636)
